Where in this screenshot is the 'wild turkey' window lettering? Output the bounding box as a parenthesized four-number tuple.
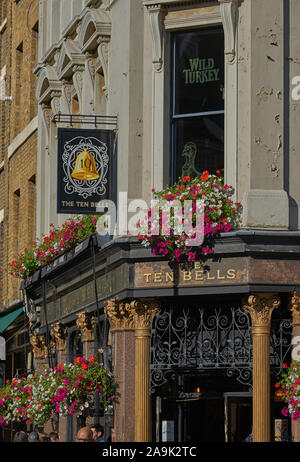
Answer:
(171, 27, 225, 181)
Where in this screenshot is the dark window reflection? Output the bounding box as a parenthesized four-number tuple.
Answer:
(174, 115, 224, 180)
(171, 27, 224, 181)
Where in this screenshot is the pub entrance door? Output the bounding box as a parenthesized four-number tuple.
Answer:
(155, 389, 252, 442)
(177, 394, 225, 442)
(176, 393, 252, 442)
(224, 392, 252, 442)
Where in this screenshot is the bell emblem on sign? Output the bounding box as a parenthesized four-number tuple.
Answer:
(71, 148, 100, 181)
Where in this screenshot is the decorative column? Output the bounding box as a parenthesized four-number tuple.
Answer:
(289, 292, 300, 442)
(105, 298, 160, 442)
(76, 312, 95, 359)
(243, 293, 280, 442)
(129, 299, 160, 442)
(105, 299, 136, 442)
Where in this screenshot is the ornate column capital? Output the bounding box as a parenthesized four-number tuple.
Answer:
(29, 333, 48, 359)
(128, 298, 161, 332)
(51, 322, 67, 351)
(76, 312, 95, 342)
(105, 299, 135, 331)
(243, 293, 280, 333)
(289, 292, 300, 326)
(105, 298, 160, 332)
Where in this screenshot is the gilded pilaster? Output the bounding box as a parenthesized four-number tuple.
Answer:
(129, 299, 160, 442)
(105, 298, 160, 442)
(243, 293, 280, 442)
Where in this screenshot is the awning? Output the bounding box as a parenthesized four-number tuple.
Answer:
(0, 307, 24, 334)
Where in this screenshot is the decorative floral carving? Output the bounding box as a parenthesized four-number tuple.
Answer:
(104, 299, 135, 330)
(289, 292, 300, 326)
(30, 334, 48, 359)
(243, 293, 280, 329)
(76, 312, 95, 341)
(105, 298, 160, 331)
(51, 323, 67, 351)
(128, 299, 160, 330)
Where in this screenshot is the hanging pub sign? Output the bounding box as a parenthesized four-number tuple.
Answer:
(57, 128, 115, 214)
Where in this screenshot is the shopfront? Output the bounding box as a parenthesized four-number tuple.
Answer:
(21, 229, 300, 442)
(150, 296, 292, 442)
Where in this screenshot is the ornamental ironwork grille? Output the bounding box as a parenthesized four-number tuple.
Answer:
(150, 303, 292, 392)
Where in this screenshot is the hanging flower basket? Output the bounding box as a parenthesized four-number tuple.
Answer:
(0, 355, 117, 427)
(6, 215, 98, 279)
(276, 361, 300, 421)
(137, 172, 242, 264)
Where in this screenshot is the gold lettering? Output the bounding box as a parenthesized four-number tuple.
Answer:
(166, 272, 174, 282)
(154, 273, 163, 283)
(217, 270, 225, 280)
(227, 269, 236, 279)
(195, 270, 204, 281)
(207, 272, 215, 280)
(62, 200, 74, 207)
(184, 271, 192, 281)
(194, 261, 201, 269)
(144, 273, 152, 283)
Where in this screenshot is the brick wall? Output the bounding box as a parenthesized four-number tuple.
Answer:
(0, 0, 39, 308)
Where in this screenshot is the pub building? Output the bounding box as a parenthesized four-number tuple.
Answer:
(21, 0, 300, 443)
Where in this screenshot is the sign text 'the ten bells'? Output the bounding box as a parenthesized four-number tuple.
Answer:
(57, 128, 115, 214)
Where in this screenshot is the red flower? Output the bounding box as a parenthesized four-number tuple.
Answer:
(275, 383, 280, 388)
(182, 176, 190, 183)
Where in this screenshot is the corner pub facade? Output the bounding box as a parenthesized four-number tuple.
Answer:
(16, 0, 300, 443)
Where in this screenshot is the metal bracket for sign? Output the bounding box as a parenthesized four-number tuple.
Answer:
(52, 113, 118, 129)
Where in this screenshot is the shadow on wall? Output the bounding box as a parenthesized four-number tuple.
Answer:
(289, 196, 298, 230)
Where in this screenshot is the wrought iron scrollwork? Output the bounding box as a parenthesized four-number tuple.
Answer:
(150, 304, 253, 391)
(150, 302, 292, 393)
